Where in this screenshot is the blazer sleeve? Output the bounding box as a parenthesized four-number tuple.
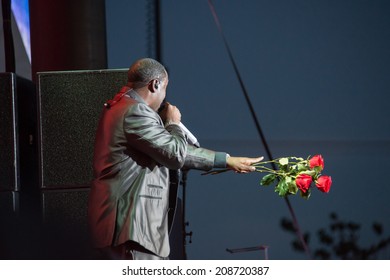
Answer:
(123, 103, 188, 170)
(183, 145, 228, 171)
(165, 125, 228, 171)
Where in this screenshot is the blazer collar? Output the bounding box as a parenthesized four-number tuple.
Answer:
(126, 88, 147, 105)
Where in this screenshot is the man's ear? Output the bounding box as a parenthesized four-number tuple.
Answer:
(150, 79, 160, 92)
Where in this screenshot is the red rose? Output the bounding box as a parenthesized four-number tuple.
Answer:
(296, 174, 312, 193)
(316, 175, 332, 193)
(309, 154, 324, 170)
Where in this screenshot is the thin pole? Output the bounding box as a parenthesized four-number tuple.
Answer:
(154, 0, 162, 62)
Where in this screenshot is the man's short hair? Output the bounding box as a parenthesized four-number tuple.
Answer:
(127, 58, 167, 88)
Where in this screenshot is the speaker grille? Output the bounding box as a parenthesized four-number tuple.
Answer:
(41, 187, 90, 233)
(37, 69, 127, 188)
(40, 187, 92, 259)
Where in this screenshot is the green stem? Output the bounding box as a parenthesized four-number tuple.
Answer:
(255, 166, 279, 174)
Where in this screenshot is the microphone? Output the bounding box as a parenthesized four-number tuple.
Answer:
(158, 102, 200, 147)
(178, 122, 200, 147)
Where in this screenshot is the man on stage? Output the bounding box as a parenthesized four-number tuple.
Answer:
(88, 58, 263, 260)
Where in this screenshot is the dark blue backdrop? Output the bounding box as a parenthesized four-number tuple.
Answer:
(105, 0, 390, 259)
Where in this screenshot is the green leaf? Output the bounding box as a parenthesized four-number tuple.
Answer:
(297, 163, 307, 172)
(280, 164, 289, 172)
(275, 178, 288, 197)
(260, 174, 277, 186)
(286, 177, 298, 194)
(279, 158, 289, 165)
(300, 170, 316, 176)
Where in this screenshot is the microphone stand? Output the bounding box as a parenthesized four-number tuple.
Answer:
(181, 169, 192, 260)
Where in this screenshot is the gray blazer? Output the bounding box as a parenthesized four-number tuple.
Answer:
(88, 89, 227, 257)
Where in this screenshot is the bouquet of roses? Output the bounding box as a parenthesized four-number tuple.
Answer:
(203, 154, 332, 200)
(254, 154, 332, 199)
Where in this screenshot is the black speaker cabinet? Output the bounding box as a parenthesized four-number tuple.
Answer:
(36, 69, 127, 188)
(0, 72, 37, 192)
(34, 70, 127, 259)
(0, 73, 38, 259)
(0, 191, 19, 215)
(39, 187, 92, 259)
(0, 73, 20, 192)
